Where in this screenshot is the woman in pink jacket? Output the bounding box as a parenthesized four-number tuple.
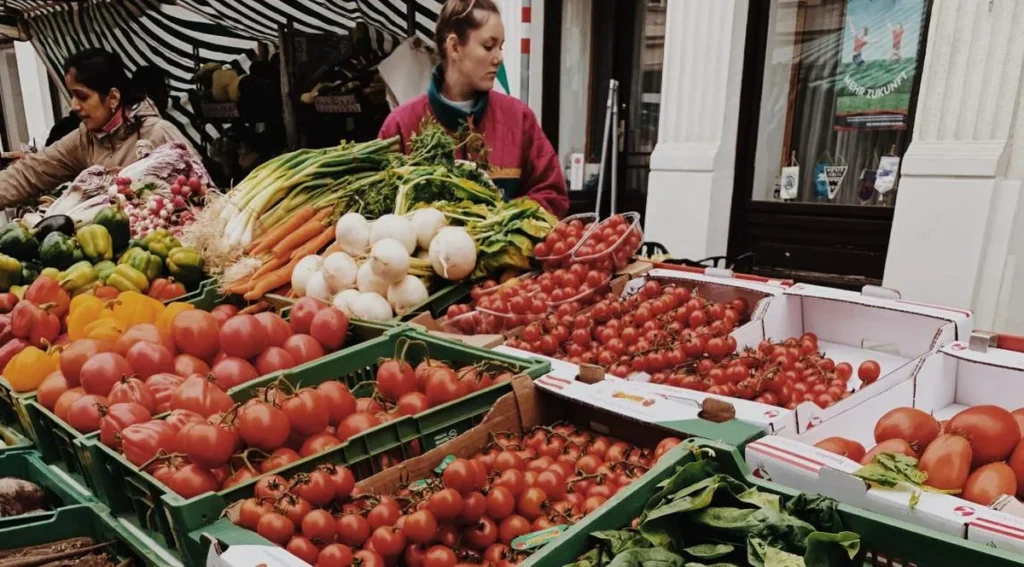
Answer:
(379, 0, 569, 218)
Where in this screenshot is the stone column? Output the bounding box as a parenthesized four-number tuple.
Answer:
(883, 0, 1024, 328)
(643, 0, 749, 259)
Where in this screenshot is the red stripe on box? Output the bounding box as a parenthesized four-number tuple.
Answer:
(972, 522, 1024, 542)
(973, 518, 1024, 541)
(746, 445, 818, 474)
(536, 377, 565, 390)
(521, 38, 531, 54)
(542, 375, 571, 385)
(752, 442, 826, 468)
(522, 7, 531, 23)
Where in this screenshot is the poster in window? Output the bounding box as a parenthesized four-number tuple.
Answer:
(834, 0, 926, 131)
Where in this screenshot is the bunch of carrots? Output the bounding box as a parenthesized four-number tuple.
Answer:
(225, 204, 338, 300)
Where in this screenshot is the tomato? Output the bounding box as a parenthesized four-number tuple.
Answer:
(919, 434, 972, 491)
(170, 374, 233, 418)
(37, 371, 70, 411)
(257, 512, 295, 545)
(177, 420, 238, 468)
(171, 310, 221, 360)
(425, 367, 468, 407)
(483, 543, 511, 564)
(860, 438, 917, 465)
(462, 516, 498, 551)
(485, 486, 515, 520)
(494, 451, 524, 473)
(310, 308, 349, 352)
(354, 550, 385, 567)
(290, 297, 325, 334)
(252, 312, 292, 347)
(292, 470, 336, 507)
(281, 388, 330, 436)
(858, 360, 881, 384)
(285, 535, 319, 564)
(337, 513, 371, 547)
(654, 437, 682, 461)
(52, 387, 85, 422)
(219, 315, 268, 360)
(458, 491, 487, 524)
(337, 412, 380, 441)
(317, 381, 357, 424)
(172, 354, 209, 377)
(441, 458, 476, 494)
(427, 488, 464, 522)
(143, 373, 183, 413)
(79, 352, 133, 396)
(299, 432, 341, 458)
(369, 526, 406, 558)
(415, 360, 439, 390)
(963, 462, 1018, 506)
(814, 437, 866, 462)
(318, 544, 354, 567)
(535, 470, 566, 500)
(403, 510, 438, 544)
(234, 400, 290, 450)
(253, 475, 288, 501)
(516, 486, 547, 520)
(165, 462, 219, 498)
(163, 409, 203, 433)
(873, 407, 940, 453)
(376, 359, 416, 402)
(423, 546, 457, 567)
(260, 447, 300, 473)
(98, 402, 151, 448)
(222, 466, 258, 490)
(209, 357, 259, 390)
(398, 392, 430, 416)
(237, 497, 272, 530)
(283, 334, 326, 365)
(107, 376, 156, 413)
(277, 493, 313, 527)
(497, 515, 531, 544)
(60, 339, 114, 386)
(947, 405, 1022, 467)
(252, 347, 296, 376)
(121, 420, 178, 466)
(66, 394, 108, 432)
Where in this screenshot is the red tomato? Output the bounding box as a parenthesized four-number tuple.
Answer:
(874, 407, 940, 453)
(283, 334, 326, 365)
(281, 388, 330, 436)
(143, 373, 184, 413)
(37, 371, 70, 411)
(376, 359, 416, 402)
(290, 297, 325, 335)
(173, 354, 210, 377)
(354, 550, 384, 567)
(1010, 439, 1024, 497)
(219, 315, 268, 360)
(861, 438, 917, 465)
(237, 497, 272, 530)
(257, 512, 295, 545)
(170, 374, 233, 418)
(318, 464, 355, 500)
(164, 409, 204, 432)
(397, 392, 429, 415)
(238, 401, 291, 451)
(310, 308, 349, 352)
(121, 420, 178, 466)
(115, 324, 174, 356)
(963, 462, 1018, 506)
(425, 367, 467, 407)
(254, 312, 292, 348)
(60, 338, 114, 385)
(337, 514, 371, 547)
(337, 412, 380, 441)
(291, 470, 336, 507)
(177, 420, 239, 468)
(497, 515, 531, 545)
(318, 544, 354, 567)
(79, 352, 133, 396)
(300, 432, 342, 457)
(947, 405, 1022, 467)
(98, 402, 152, 449)
(53, 387, 86, 422)
(286, 536, 319, 564)
(814, 437, 867, 462)
(209, 357, 259, 390)
(654, 437, 682, 461)
(125, 341, 175, 379)
(108, 376, 157, 413)
(261, 448, 301, 473)
(210, 304, 238, 326)
(254, 347, 297, 375)
(919, 434, 972, 491)
(317, 381, 357, 424)
(66, 394, 109, 432)
(858, 360, 881, 384)
(301, 509, 338, 542)
(171, 310, 221, 360)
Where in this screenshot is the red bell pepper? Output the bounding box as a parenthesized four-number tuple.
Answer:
(0, 338, 29, 372)
(0, 293, 18, 314)
(147, 278, 186, 302)
(24, 276, 70, 319)
(10, 301, 60, 349)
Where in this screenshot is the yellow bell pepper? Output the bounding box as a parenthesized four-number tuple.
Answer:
(70, 293, 104, 315)
(4, 346, 57, 392)
(110, 291, 165, 329)
(83, 317, 124, 342)
(157, 302, 194, 337)
(67, 296, 108, 341)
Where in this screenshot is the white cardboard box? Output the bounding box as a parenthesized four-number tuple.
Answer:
(629, 283, 972, 436)
(750, 336, 1024, 557)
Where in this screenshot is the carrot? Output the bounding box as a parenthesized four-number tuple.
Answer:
(271, 213, 330, 258)
(244, 257, 301, 301)
(289, 228, 335, 260)
(239, 301, 271, 315)
(251, 256, 289, 281)
(255, 205, 324, 256)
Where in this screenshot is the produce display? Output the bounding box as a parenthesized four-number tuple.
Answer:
(228, 423, 682, 565)
(562, 452, 860, 566)
(0, 477, 45, 517)
(0, 537, 122, 566)
(818, 404, 1024, 506)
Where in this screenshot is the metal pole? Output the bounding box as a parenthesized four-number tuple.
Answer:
(610, 80, 619, 215)
(595, 79, 617, 217)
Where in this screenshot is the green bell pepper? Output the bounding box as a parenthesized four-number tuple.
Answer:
(92, 206, 131, 252)
(60, 262, 98, 295)
(76, 224, 114, 262)
(38, 231, 77, 269)
(107, 264, 149, 293)
(139, 229, 181, 259)
(118, 247, 163, 282)
(0, 223, 39, 261)
(20, 261, 40, 285)
(0, 254, 23, 292)
(165, 247, 205, 287)
(94, 261, 117, 283)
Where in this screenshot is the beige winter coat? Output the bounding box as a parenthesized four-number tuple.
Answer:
(0, 101, 193, 207)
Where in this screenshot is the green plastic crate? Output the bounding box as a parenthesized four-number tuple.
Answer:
(0, 450, 95, 529)
(83, 329, 549, 562)
(523, 438, 1024, 567)
(0, 504, 181, 566)
(0, 377, 35, 439)
(0, 422, 31, 453)
(163, 277, 217, 305)
(20, 399, 98, 489)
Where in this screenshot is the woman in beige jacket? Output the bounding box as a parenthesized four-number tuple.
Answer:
(0, 48, 194, 207)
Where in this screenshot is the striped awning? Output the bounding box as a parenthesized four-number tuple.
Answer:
(1, 0, 441, 149)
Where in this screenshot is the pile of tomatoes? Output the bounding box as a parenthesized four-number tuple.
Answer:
(533, 217, 595, 268)
(504, 279, 749, 369)
(232, 423, 682, 566)
(817, 405, 1024, 506)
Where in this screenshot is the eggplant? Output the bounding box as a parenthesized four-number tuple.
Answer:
(30, 215, 75, 240)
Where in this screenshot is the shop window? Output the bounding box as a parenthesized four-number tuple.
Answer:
(750, 0, 930, 207)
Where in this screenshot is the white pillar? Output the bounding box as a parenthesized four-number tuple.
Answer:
(883, 0, 1024, 329)
(14, 41, 54, 148)
(643, 0, 748, 259)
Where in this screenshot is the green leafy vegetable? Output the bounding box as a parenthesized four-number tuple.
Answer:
(853, 452, 927, 488)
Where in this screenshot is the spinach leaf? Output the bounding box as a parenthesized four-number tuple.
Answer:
(593, 530, 652, 555)
(565, 546, 604, 567)
(783, 493, 844, 534)
(643, 460, 718, 518)
(803, 530, 860, 567)
(605, 548, 686, 567)
(853, 453, 926, 488)
(682, 543, 734, 560)
(747, 537, 805, 567)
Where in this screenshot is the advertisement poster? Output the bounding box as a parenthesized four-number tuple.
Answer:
(835, 0, 926, 131)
